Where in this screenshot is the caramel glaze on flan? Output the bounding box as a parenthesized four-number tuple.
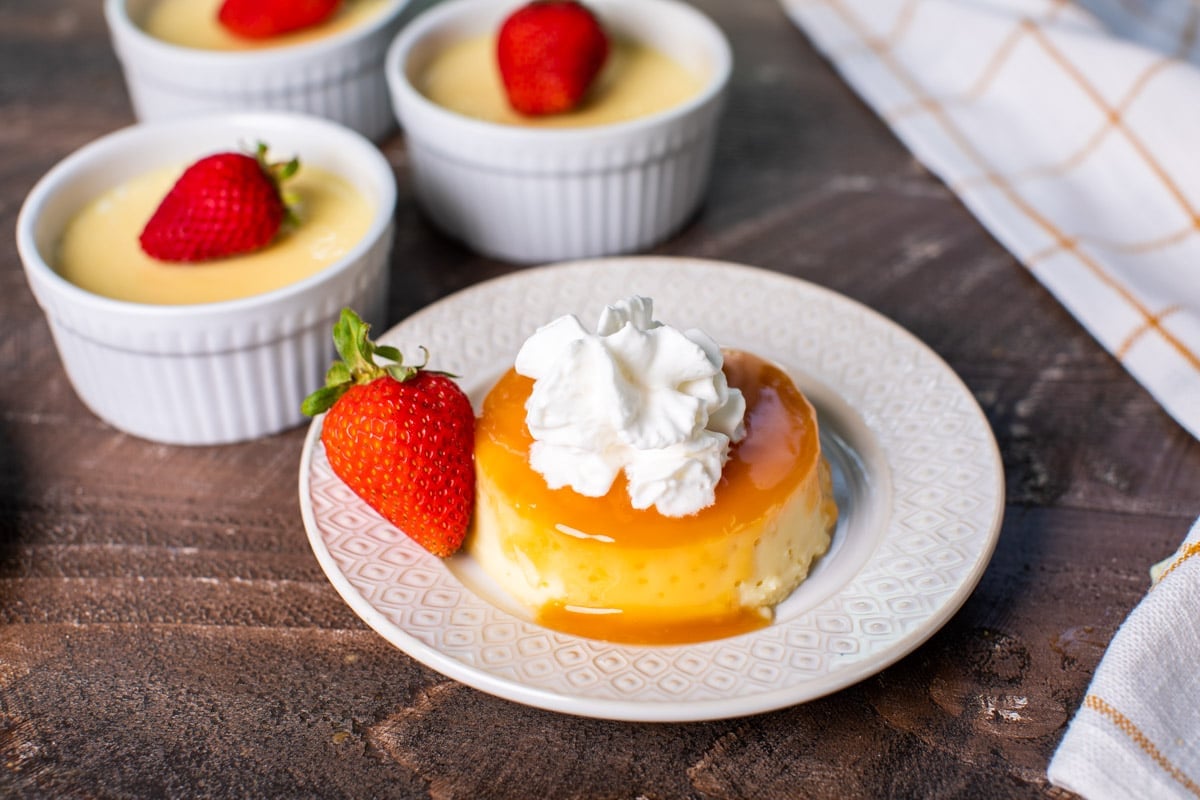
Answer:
(468, 349, 838, 645)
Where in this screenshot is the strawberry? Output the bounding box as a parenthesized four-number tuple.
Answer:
(218, 0, 343, 39)
(139, 142, 297, 263)
(302, 309, 475, 558)
(497, 0, 609, 116)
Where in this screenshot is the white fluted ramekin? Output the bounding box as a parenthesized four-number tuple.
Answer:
(16, 112, 396, 445)
(385, 0, 731, 263)
(105, 0, 411, 142)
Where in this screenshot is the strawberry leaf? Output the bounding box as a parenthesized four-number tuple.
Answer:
(325, 361, 351, 385)
(385, 364, 420, 382)
(373, 345, 403, 363)
(300, 384, 345, 417)
(302, 309, 450, 418)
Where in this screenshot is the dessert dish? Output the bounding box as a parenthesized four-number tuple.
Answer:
(469, 297, 839, 644)
(142, 0, 390, 51)
(105, 0, 410, 142)
(57, 151, 372, 305)
(385, 0, 732, 262)
(300, 256, 1007, 720)
(16, 112, 396, 445)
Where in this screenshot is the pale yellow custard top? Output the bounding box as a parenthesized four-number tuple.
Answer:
(419, 35, 704, 128)
(56, 164, 372, 305)
(142, 0, 390, 51)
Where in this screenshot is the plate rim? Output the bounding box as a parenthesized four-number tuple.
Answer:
(298, 255, 1006, 722)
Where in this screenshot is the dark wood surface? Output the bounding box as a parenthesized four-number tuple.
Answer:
(3, 1, 1198, 797)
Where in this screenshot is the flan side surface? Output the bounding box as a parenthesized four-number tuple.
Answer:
(468, 349, 837, 644)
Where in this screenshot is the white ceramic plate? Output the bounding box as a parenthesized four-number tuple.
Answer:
(299, 257, 1005, 722)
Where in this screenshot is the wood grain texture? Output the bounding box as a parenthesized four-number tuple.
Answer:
(2, 0, 1198, 797)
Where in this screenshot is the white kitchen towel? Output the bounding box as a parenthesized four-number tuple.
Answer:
(1047, 516, 1200, 799)
(779, 0, 1200, 440)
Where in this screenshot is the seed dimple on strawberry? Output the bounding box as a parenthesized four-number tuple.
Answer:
(497, 0, 610, 116)
(302, 309, 475, 558)
(139, 142, 298, 264)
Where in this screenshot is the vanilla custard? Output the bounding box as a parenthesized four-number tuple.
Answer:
(57, 163, 372, 305)
(470, 350, 838, 645)
(142, 0, 390, 51)
(419, 35, 703, 128)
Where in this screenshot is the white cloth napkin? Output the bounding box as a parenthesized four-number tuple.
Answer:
(779, 0, 1200, 440)
(777, 2, 1200, 794)
(1047, 516, 1200, 799)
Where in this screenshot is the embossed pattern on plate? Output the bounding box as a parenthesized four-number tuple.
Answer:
(299, 257, 1005, 721)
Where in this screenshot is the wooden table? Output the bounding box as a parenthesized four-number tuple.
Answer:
(3, 1, 1198, 797)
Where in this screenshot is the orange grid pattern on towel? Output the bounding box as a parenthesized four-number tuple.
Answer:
(782, 0, 1200, 440)
(1081, 694, 1200, 798)
(1058, 518, 1200, 798)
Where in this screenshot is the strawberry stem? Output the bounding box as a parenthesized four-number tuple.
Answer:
(252, 141, 301, 229)
(301, 309, 443, 417)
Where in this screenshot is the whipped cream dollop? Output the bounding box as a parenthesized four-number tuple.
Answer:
(514, 296, 746, 517)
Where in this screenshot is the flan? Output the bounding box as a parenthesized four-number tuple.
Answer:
(469, 348, 838, 645)
(141, 0, 391, 51)
(56, 162, 372, 305)
(417, 35, 703, 129)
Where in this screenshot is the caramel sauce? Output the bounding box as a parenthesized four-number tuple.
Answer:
(537, 602, 771, 646)
(476, 351, 819, 548)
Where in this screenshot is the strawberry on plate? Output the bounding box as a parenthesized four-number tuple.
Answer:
(139, 142, 298, 263)
(218, 0, 343, 39)
(497, 0, 609, 116)
(302, 309, 476, 558)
